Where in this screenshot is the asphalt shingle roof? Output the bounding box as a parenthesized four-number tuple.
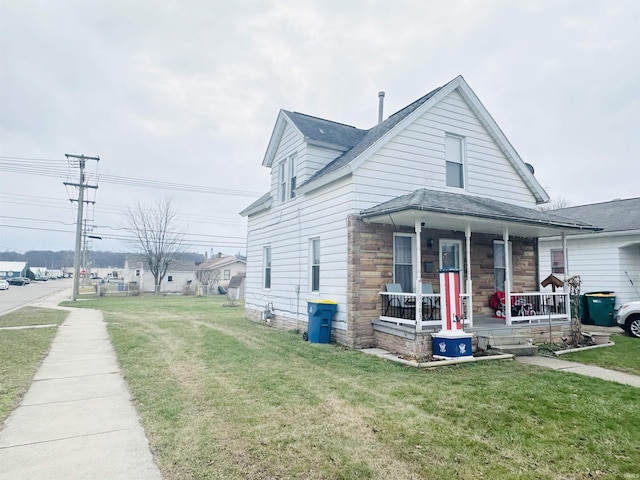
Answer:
(360, 189, 601, 231)
(283, 111, 367, 150)
(549, 198, 640, 233)
(296, 83, 445, 188)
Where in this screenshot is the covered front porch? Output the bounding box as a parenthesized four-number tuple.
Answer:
(350, 189, 600, 356)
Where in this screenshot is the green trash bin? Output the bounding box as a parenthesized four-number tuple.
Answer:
(583, 292, 616, 326)
(307, 300, 337, 343)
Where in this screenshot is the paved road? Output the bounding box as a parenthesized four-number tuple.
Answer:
(0, 278, 73, 315)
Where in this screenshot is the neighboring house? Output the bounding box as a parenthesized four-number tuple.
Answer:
(0, 261, 28, 279)
(124, 256, 197, 293)
(538, 198, 640, 307)
(196, 254, 247, 293)
(240, 75, 600, 357)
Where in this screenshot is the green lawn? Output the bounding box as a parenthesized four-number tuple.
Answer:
(67, 297, 640, 479)
(559, 333, 640, 376)
(0, 307, 67, 422)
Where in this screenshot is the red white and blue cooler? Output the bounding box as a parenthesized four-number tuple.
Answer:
(432, 268, 472, 359)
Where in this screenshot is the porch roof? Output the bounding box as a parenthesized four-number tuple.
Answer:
(360, 189, 602, 237)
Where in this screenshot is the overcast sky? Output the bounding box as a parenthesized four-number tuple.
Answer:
(1, 0, 638, 256)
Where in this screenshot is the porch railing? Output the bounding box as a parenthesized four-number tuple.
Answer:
(379, 291, 569, 330)
(507, 292, 569, 325)
(379, 291, 472, 331)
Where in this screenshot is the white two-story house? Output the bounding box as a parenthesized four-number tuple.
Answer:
(240, 76, 599, 358)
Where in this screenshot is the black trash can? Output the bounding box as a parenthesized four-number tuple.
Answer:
(306, 300, 337, 343)
(582, 292, 616, 327)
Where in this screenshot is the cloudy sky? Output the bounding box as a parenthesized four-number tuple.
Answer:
(1, 0, 638, 255)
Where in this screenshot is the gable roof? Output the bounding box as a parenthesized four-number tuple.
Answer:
(262, 111, 367, 167)
(0, 261, 27, 274)
(297, 84, 444, 189)
(548, 198, 640, 233)
(198, 255, 246, 271)
(360, 188, 600, 237)
(244, 75, 552, 218)
(295, 75, 549, 204)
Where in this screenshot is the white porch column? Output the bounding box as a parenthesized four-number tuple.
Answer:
(503, 227, 512, 326)
(465, 224, 473, 327)
(414, 220, 423, 331)
(562, 231, 570, 320)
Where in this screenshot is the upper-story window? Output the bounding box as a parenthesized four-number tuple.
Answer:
(445, 134, 465, 189)
(278, 153, 297, 203)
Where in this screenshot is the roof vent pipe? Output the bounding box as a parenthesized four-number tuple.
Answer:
(378, 91, 385, 124)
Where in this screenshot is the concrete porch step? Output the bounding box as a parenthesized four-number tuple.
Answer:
(492, 344, 538, 356)
(477, 334, 530, 350)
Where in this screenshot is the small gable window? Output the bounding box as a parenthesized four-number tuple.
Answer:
(445, 134, 465, 189)
(277, 154, 297, 203)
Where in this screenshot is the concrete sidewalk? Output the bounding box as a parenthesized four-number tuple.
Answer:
(0, 291, 162, 479)
(516, 355, 640, 387)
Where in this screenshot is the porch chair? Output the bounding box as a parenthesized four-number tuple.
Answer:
(421, 283, 440, 320)
(384, 283, 414, 319)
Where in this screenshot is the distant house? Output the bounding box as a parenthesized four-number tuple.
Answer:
(240, 75, 600, 357)
(124, 256, 198, 293)
(0, 261, 28, 279)
(538, 198, 640, 307)
(196, 254, 247, 293)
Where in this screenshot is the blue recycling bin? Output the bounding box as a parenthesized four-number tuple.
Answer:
(306, 300, 337, 343)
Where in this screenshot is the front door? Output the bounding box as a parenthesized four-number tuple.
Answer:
(439, 239, 464, 292)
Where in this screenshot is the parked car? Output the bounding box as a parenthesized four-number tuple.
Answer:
(7, 277, 26, 286)
(0, 279, 9, 290)
(616, 301, 640, 338)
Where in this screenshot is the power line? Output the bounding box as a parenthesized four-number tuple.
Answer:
(0, 156, 263, 198)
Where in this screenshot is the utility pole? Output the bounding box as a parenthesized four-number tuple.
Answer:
(64, 154, 99, 301)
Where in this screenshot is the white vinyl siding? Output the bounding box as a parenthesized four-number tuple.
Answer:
(539, 234, 640, 307)
(352, 89, 538, 209)
(244, 176, 353, 327)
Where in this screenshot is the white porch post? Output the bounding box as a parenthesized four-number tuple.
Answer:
(562, 231, 570, 321)
(415, 220, 423, 331)
(503, 227, 512, 326)
(465, 224, 473, 327)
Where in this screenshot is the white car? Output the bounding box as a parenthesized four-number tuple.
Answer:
(616, 301, 640, 338)
(0, 279, 9, 290)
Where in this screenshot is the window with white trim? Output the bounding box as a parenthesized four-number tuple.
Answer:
(445, 134, 465, 188)
(167, 275, 173, 282)
(263, 247, 271, 289)
(310, 238, 320, 292)
(277, 154, 297, 202)
(224, 269, 231, 280)
(394, 234, 414, 293)
(493, 240, 513, 291)
(551, 249, 565, 275)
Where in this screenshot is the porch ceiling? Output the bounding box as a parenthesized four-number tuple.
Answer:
(360, 189, 602, 238)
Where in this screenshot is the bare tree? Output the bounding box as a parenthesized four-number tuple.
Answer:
(537, 196, 572, 212)
(196, 267, 221, 292)
(124, 199, 187, 294)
